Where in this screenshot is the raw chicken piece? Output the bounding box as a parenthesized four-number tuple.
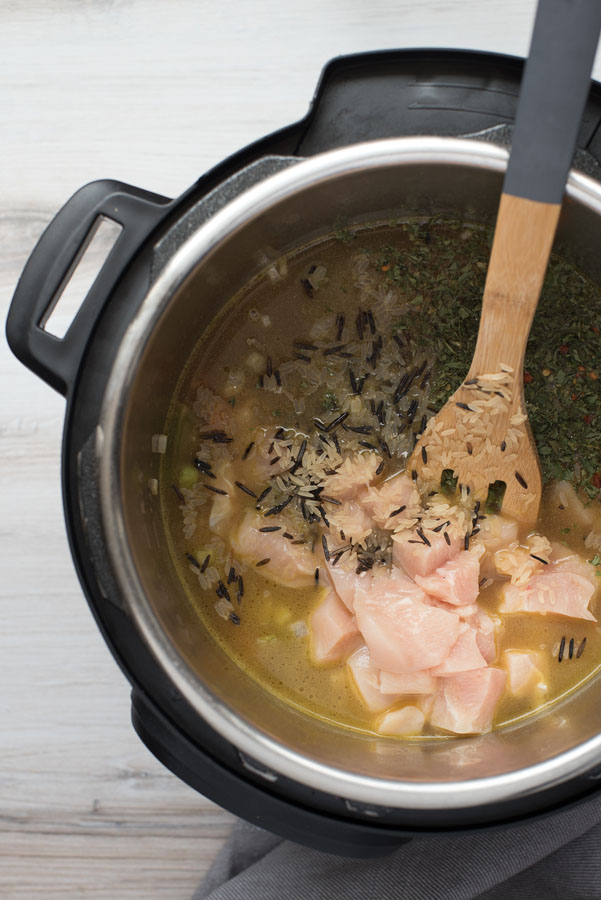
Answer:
(324, 559, 362, 612)
(392, 528, 460, 579)
(310, 590, 360, 664)
(378, 706, 426, 736)
(208, 463, 236, 538)
(550, 546, 598, 589)
(473, 515, 519, 578)
(430, 667, 507, 734)
(470, 609, 500, 663)
(322, 452, 381, 500)
(347, 646, 401, 712)
(430, 625, 487, 676)
(230, 510, 316, 588)
(500, 571, 596, 621)
(378, 670, 437, 694)
(429, 598, 479, 620)
(354, 574, 461, 674)
(415, 551, 480, 607)
(360, 473, 420, 528)
(504, 650, 547, 697)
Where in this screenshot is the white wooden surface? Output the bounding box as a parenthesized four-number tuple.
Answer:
(3, 2, 601, 898)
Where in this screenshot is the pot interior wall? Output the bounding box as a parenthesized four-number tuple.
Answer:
(118, 152, 601, 793)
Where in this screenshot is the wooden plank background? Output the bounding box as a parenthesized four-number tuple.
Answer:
(2, 1, 600, 897)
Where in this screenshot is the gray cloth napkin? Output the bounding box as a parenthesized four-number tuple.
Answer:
(193, 792, 601, 900)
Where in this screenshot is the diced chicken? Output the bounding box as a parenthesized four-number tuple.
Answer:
(208, 463, 236, 538)
(415, 551, 480, 607)
(550, 545, 598, 589)
(428, 598, 479, 620)
(392, 529, 460, 579)
(378, 705, 426, 736)
(430, 667, 507, 734)
(378, 670, 438, 694)
(500, 571, 596, 621)
(472, 515, 519, 578)
(310, 590, 360, 664)
(230, 510, 316, 588)
(324, 559, 362, 612)
(430, 625, 487, 676)
(470, 609, 500, 663)
(504, 650, 547, 697)
(360, 473, 420, 528)
(322, 452, 381, 500)
(347, 646, 400, 712)
(354, 574, 461, 673)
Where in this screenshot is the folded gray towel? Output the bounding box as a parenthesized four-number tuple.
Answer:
(194, 791, 601, 899)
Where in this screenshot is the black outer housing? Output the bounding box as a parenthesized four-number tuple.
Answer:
(8, 50, 601, 855)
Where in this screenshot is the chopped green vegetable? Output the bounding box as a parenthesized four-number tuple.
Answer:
(589, 554, 601, 566)
(322, 390, 339, 412)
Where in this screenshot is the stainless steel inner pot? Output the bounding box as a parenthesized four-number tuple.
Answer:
(98, 137, 601, 811)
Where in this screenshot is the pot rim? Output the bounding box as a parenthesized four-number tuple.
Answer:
(98, 136, 601, 809)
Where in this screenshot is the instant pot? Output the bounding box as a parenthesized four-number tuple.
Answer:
(8, 50, 601, 856)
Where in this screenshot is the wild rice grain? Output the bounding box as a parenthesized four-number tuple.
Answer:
(444, 531, 451, 546)
(515, 471, 528, 489)
(256, 486, 272, 504)
(200, 554, 211, 573)
(185, 553, 200, 568)
(322, 535, 330, 562)
(376, 460, 385, 476)
(256, 558, 271, 567)
(300, 278, 314, 297)
(577, 637, 587, 658)
(558, 635, 566, 662)
(172, 483, 185, 502)
(229, 612, 241, 625)
(315, 567, 320, 584)
(530, 554, 548, 564)
(204, 484, 228, 496)
(217, 581, 231, 602)
(416, 528, 431, 547)
(235, 481, 257, 498)
(569, 637, 575, 660)
(242, 441, 255, 460)
(421, 446, 428, 464)
(260, 526, 281, 533)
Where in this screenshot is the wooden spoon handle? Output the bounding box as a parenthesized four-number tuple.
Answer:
(470, 0, 601, 380)
(468, 195, 560, 379)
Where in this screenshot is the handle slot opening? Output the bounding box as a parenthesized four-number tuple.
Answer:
(39, 215, 123, 338)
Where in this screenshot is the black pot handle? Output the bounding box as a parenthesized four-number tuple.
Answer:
(6, 179, 172, 396)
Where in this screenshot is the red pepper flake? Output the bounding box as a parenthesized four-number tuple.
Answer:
(592, 325, 600, 335)
(590, 371, 598, 380)
(381, 265, 390, 272)
(559, 344, 569, 356)
(592, 474, 601, 489)
(571, 393, 579, 401)
(578, 365, 586, 373)
(584, 414, 593, 425)
(524, 371, 534, 384)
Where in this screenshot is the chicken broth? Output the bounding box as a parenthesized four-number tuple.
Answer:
(162, 220, 601, 738)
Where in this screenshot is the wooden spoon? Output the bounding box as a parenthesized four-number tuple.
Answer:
(411, 0, 601, 525)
